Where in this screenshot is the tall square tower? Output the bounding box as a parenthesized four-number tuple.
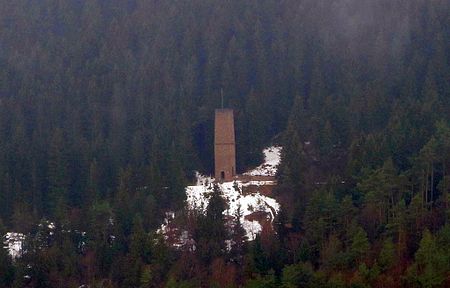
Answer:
(214, 109, 236, 182)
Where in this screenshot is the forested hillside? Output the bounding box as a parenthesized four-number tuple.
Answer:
(0, 0, 449, 287)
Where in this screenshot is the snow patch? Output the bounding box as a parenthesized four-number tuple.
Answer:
(4, 232, 25, 259)
(244, 146, 282, 177)
(4, 221, 87, 260)
(159, 146, 282, 244)
(185, 178, 280, 240)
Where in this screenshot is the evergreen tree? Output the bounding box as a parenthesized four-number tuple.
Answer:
(407, 229, 448, 287)
(0, 0, 448, 285)
(349, 227, 370, 266)
(195, 184, 227, 263)
(281, 262, 314, 288)
(230, 204, 247, 265)
(47, 129, 69, 219)
(378, 237, 395, 272)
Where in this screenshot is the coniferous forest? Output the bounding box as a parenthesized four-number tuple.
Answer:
(0, 0, 449, 287)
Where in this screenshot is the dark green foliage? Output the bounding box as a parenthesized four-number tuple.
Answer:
(247, 236, 271, 276)
(230, 204, 248, 266)
(349, 227, 370, 265)
(378, 237, 395, 272)
(281, 262, 315, 288)
(195, 184, 228, 263)
(244, 271, 277, 288)
(406, 229, 449, 287)
(0, 0, 448, 286)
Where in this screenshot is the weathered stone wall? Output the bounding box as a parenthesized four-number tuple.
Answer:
(214, 109, 236, 181)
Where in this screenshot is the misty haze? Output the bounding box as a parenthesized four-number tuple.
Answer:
(0, 0, 449, 287)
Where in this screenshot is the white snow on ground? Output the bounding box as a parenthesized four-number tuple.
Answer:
(159, 146, 282, 243)
(244, 146, 282, 176)
(185, 178, 280, 240)
(4, 232, 25, 259)
(157, 212, 176, 238)
(4, 220, 56, 259)
(3, 220, 83, 260)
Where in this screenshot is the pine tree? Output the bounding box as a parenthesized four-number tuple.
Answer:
(47, 129, 69, 218)
(378, 237, 395, 271)
(0, 172, 14, 224)
(130, 214, 147, 261)
(123, 214, 147, 287)
(230, 204, 247, 266)
(407, 229, 447, 287)
(195, 184, 228, 263)
(87, 201, 114, 277)
(248, 236, 270, 275)
(281, 262, 314, 288)
(244, 272, 277, 288)
(349, 227, 369, 265)
(140, 265, 153, 288)
(278, 120, 306, 191)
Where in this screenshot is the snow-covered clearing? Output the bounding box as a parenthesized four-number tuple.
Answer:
(3, 221, 88, 260)
(4, 232, 25, 259)
(159, 146, 282, 244)
(186, 174, 280, 240)
(3, 220, 56, 259)
(244, 146, 282, 177)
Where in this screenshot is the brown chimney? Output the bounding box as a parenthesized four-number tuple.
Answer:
(214, 109, 236, 182)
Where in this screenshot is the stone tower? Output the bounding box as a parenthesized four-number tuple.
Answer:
(214, 109, 236, 182)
